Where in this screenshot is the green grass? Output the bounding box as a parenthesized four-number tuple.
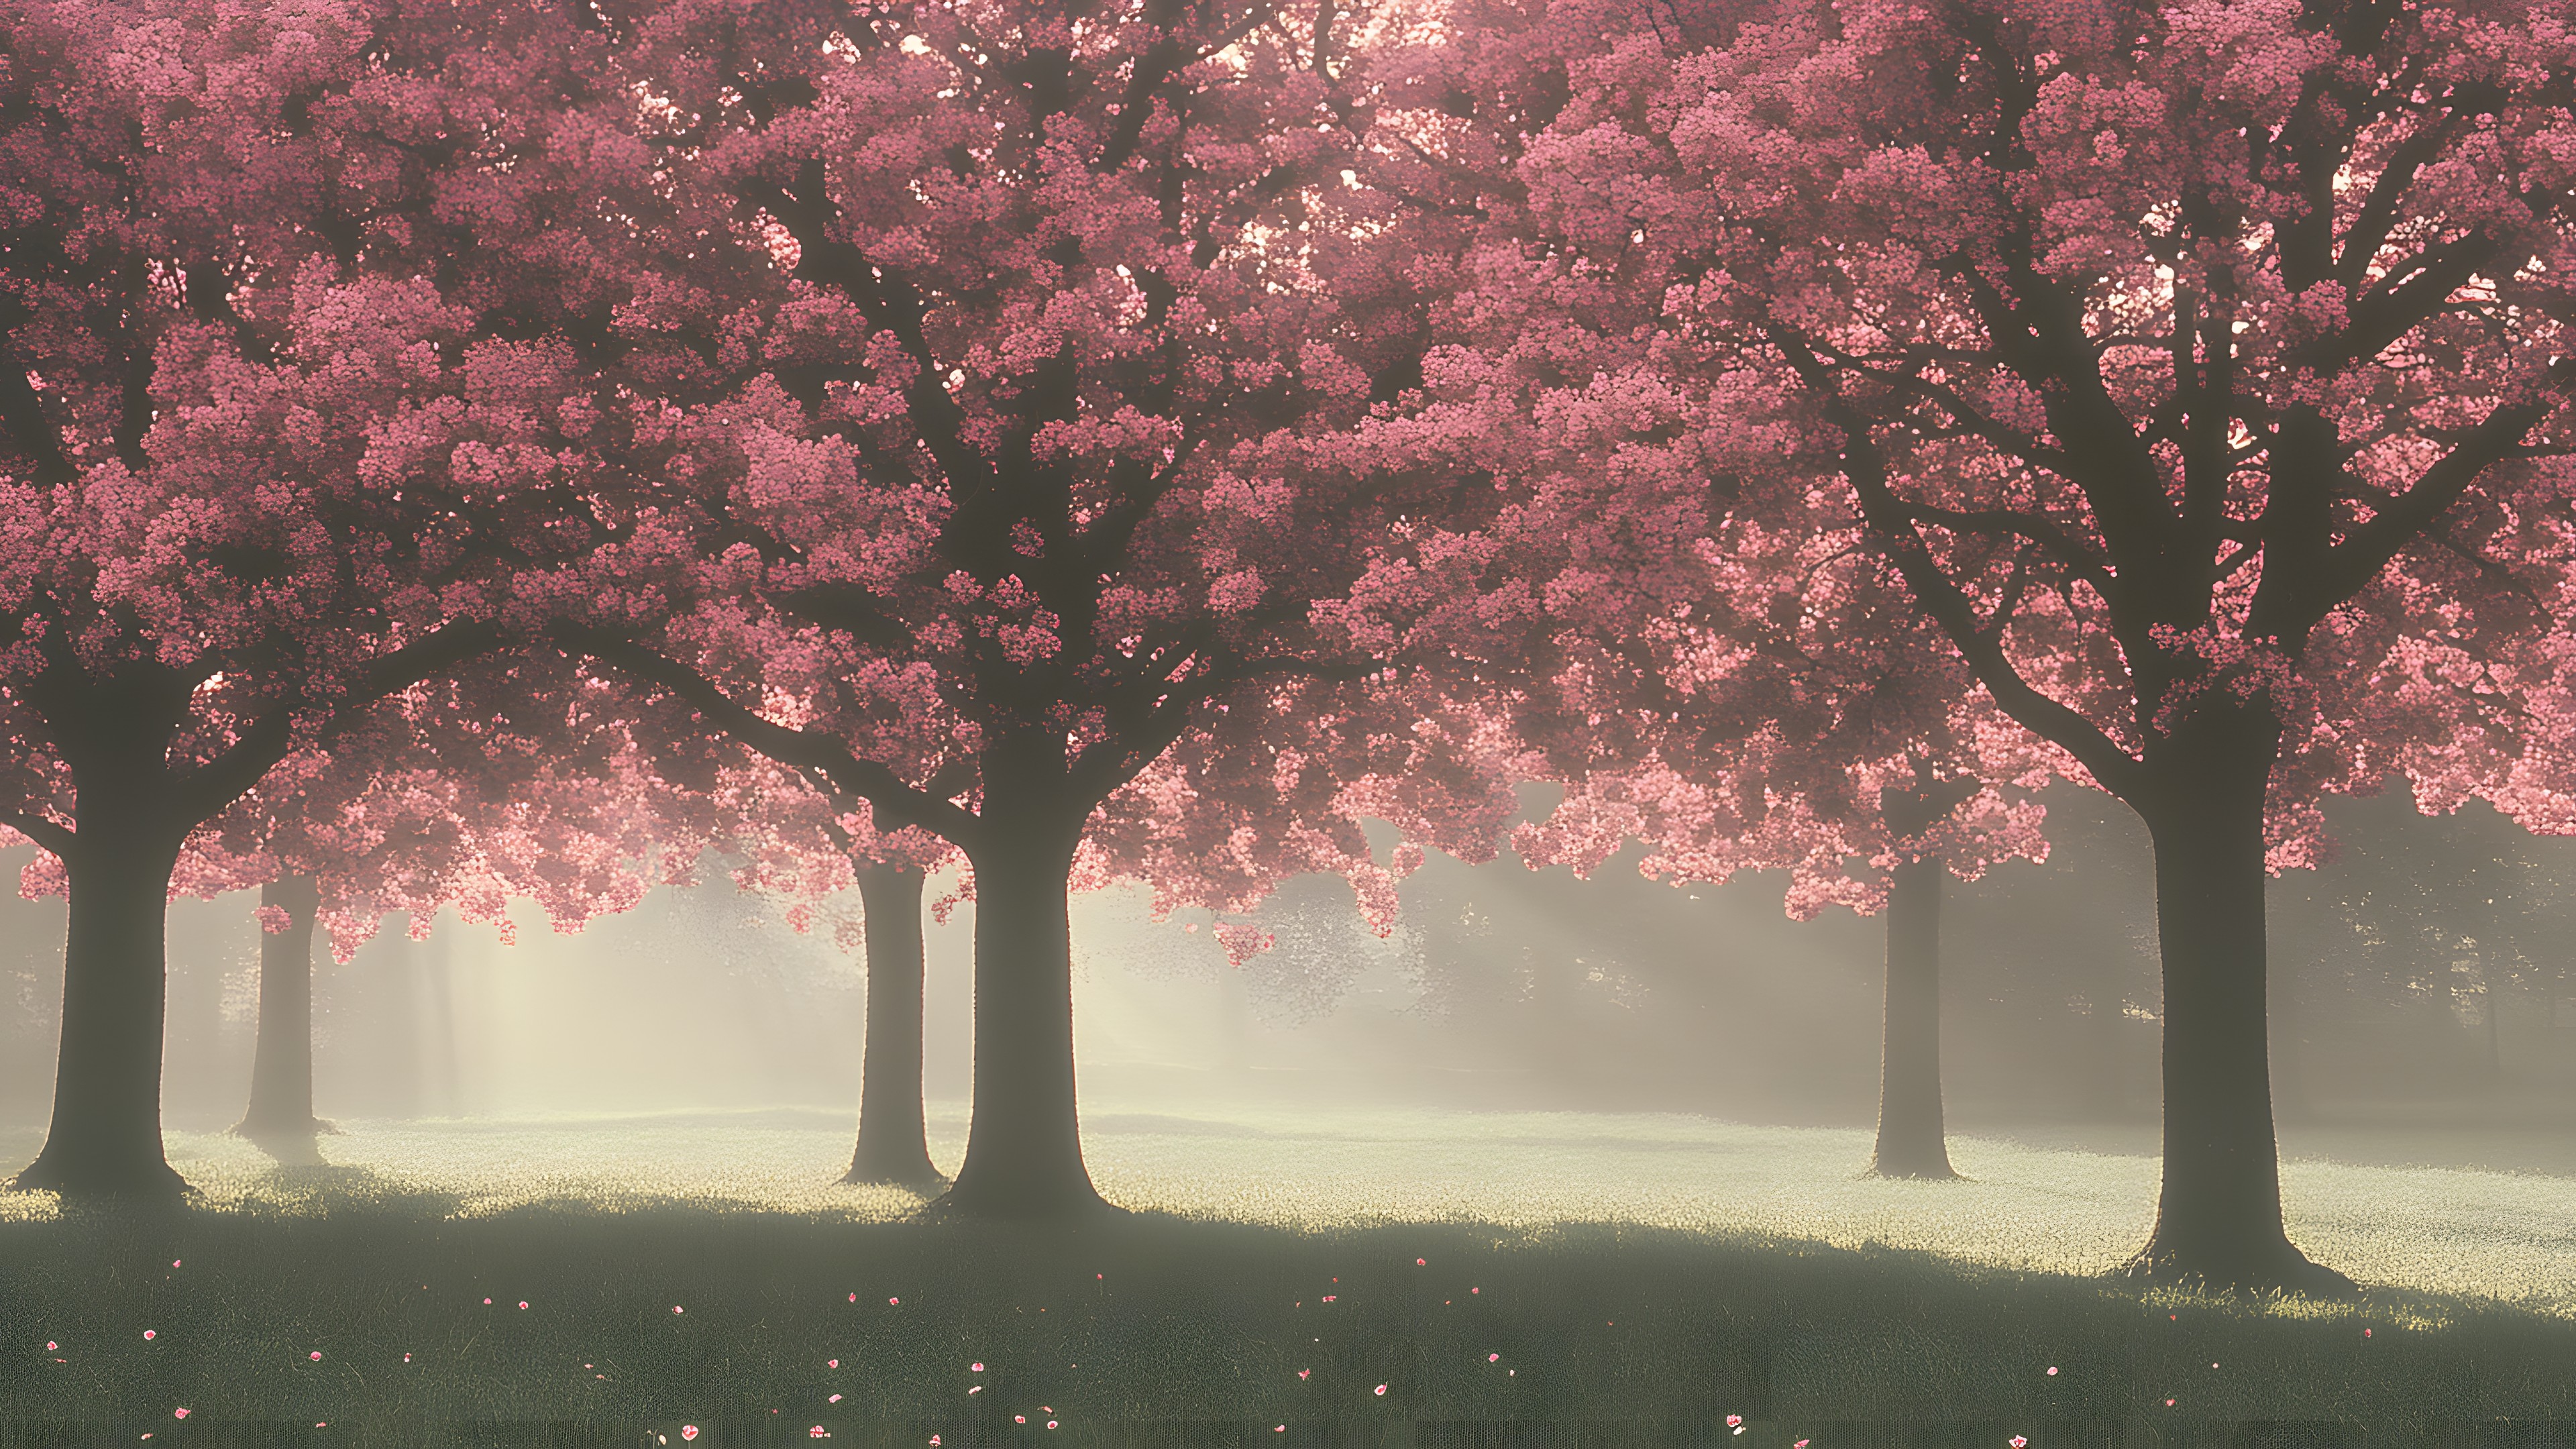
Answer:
(3, 1108, 2575, 1446)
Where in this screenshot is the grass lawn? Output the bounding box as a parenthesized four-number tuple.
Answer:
(3, 1106, 2574, 1446)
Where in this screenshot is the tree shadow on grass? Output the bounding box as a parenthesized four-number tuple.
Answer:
(236, 1126, 326, 1168)
(229, 1161, 466, 1220)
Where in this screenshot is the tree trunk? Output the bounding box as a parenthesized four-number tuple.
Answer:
(1869, 851, 1957, 1178)
(844, 863, 941, 1189)
(236, 873, 329, 1152)
(12, 811, 188, 1197)
(2125, 759, 2351, 1295)
(934, 814, 1110, 1218)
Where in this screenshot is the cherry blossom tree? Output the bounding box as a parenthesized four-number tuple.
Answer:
(1422, 0, 2576, 1290)
(189, 657, 696, 1156)
(0, 0, 637, 1195)
(716, 758, 961, 1191)
(1327, 0, 2053, 1181)
(519, 0, 1513, 1218)
(0, 258, 505, 1194)
(1434, 507, 2053, 1179)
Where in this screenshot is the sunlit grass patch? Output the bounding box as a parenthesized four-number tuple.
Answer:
(3, 1107, 2575, 1437)
(12, 1105, 2576, 1312)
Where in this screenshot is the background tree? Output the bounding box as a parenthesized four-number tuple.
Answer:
(718, 756, 960, 1191)
(1331, 0, 2065, 1183)
(178, 656, 693, 1159)
(1408, 0, 2576, 1291)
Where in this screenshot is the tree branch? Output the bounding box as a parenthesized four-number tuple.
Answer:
(0, 809, 76, 856)
(1775, 328, 2146, 799)
(559, 623, 983, 848)
(168, 620, 511, 826)
(2294, 362, 2576, 629)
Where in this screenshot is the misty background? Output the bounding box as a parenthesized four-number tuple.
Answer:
(3, 782, 2571, 1150)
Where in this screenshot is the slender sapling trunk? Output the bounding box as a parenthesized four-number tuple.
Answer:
(237, 873, 330, 1151)
(1869, 848, 1957, 1179)
(845, 862, 941, 1189)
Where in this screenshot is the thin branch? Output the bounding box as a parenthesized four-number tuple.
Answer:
(1888, 496, 2114, 598)
(0, 810, 75, 856)
(169, 620, 509, 825)
(2296, 362, 2576, 629)
(559, 623, 983, 848)
(1774, 327, 2146, 799)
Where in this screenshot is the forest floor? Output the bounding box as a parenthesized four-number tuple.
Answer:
(0, 1106, 2573, 1446)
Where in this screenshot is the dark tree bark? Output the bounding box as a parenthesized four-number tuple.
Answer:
(843, 862, 941, 1189)
(235, 873, 331, 1152)
(3, 635, 492, 1197)
(1869, 851, 1956, 1179)
(933, 805, 1108, 1218)
(1868, 775, 1968, 1179)
(2123, 724, 2351, 1295)
(11, 796, 189, 1198)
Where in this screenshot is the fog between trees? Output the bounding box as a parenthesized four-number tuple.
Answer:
(7, 780, 2568, 1169)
